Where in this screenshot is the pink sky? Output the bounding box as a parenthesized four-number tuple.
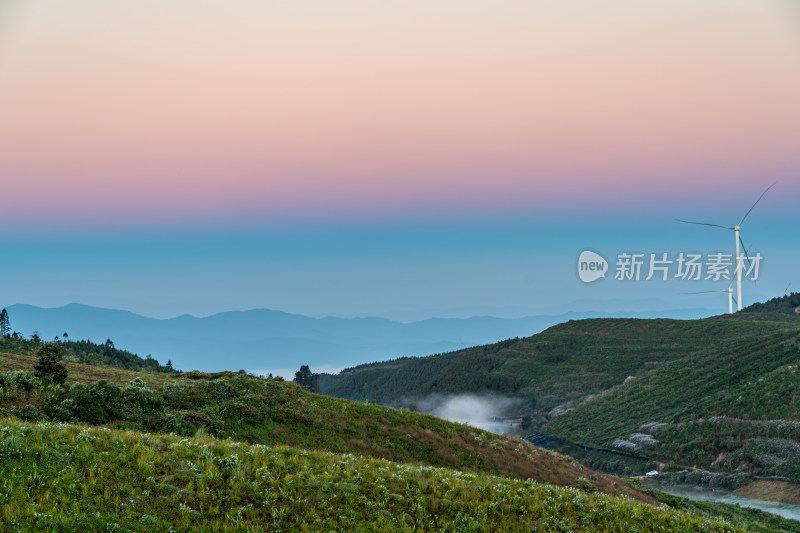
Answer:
(1, 1, 799, 227)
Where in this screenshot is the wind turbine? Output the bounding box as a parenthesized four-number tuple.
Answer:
(682, 275, 737, 314)
(677, 182, 775, 312)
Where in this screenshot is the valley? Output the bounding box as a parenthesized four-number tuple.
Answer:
(2, 294, 800, 530)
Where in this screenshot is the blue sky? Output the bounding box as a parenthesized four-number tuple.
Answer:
(2, 196, 796, 321)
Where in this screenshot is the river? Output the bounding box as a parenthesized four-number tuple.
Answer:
(642, 480, 800, 521)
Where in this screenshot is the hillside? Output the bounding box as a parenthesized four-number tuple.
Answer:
(322, 317, 792, 413)
(0, 356, 645, 502)
(3, 417, 781, 532)
(545, 327, 800, 482)
(3, 346, 800, 529)
(0, 350, 182, 390)
(0, 333, 175, 374)
(725, 293, 800, 322)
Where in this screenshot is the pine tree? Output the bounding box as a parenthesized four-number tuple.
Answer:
(295, 364, 313, 391)
(33, 342, 68, 385)
(0, 308, 9, 337)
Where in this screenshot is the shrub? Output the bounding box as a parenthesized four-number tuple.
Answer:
(122, 378, 163, 414)
(4, 370, 40, 395)
(10, 404, 43, 422)
(58, 381, 125, 425)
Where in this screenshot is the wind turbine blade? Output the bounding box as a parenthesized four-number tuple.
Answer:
(675, 219, 734, 230)
(738, 181, 777, 226)
(739, 236, 752, 271)
(681, 290, 728, 295)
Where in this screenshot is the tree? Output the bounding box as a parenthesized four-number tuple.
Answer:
(0, 308, 9, 337)
(295, 364, 313, 391)
(33, 342, 68, 385)
(294, 364, 320, 393)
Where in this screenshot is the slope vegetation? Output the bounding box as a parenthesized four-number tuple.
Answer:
(1, 417, 765, 532)
(0, 358, 644, 502)
(546, 328, 800, 480)
(725, 292, 800, 322)
(323, 318, 791, 411)
(0, 350, 181, 390)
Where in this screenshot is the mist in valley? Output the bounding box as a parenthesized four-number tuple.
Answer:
(404, 394, 526, 435)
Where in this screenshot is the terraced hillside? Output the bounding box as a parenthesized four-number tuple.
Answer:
(323, 318, 792, 411)
(546, 328, 800, 481)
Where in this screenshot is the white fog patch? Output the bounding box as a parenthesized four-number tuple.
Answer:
(406, 394, 524, 435)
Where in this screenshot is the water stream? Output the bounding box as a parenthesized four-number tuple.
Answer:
(642, 481, 800, 521)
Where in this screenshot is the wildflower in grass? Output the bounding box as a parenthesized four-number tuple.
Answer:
(216, 454, 241, 471)
(76, 428, 96, 443)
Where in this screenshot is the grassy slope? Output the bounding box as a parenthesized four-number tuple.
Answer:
(324, 318, 791, 411)
(169, 374, 651, 501)
(546, 329, 800, 479)
(0, 351, 182, 390)
(0, 353, 647, 503)
(0, 417, 787, 533)
(3, 354, 799, 530)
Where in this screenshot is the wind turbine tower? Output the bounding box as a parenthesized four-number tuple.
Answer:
(683, 276, 737, 314)
(678, 182, 775, 312)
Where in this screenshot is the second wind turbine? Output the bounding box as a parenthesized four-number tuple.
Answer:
(677, 182, 775, 312)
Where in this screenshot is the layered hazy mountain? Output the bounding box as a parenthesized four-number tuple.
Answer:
(4, 303, 713, 374)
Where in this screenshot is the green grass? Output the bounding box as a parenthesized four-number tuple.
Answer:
(0, 360, 652, 501)
(0, 364, 648, 502)
(0, 417, 760, 532)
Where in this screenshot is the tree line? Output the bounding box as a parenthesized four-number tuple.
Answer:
(0, 308, 176, 373)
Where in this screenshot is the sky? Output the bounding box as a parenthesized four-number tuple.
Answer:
(1, 0, 799, 321)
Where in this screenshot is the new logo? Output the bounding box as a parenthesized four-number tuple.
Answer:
(578, 250, 608, 283)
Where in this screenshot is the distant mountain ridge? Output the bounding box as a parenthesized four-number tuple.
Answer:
(3, 303, 714, 374)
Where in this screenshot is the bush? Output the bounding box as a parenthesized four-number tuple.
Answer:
(122, 378, 163, 414)
(57, 381, 125, 425)
(10, 404, 43, 422)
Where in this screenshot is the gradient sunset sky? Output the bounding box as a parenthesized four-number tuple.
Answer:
(1, 0, 798, 320)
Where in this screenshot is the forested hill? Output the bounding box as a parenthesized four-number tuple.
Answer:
(0, 333, 175, 374)
(725, 292, 800, 320)
(320, 316, 793, 411)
